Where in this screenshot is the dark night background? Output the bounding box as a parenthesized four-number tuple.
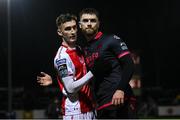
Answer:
(0, 0, 180, 117)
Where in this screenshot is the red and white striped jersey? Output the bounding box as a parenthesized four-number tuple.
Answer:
(54, 45, 94, 116)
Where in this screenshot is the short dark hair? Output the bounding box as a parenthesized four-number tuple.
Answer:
(79, 8, 99, 19)
(56, 13, 77, 28)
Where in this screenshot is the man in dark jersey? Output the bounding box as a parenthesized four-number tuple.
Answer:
(79, 8, 137, 119)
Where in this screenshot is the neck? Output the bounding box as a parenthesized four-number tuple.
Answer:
(85, 35, 94, 42)
(62, 41, 76, 50)
(84, 31, 98, 42)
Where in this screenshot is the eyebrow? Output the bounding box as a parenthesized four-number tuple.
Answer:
(64, 25, 77, 30)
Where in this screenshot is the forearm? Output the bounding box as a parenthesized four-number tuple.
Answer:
(61, 71, 93, 93)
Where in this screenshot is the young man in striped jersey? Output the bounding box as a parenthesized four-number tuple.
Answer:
(37, 13, 95, 120)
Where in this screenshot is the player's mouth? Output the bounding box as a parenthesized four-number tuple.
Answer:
(70, 35, 76, 40)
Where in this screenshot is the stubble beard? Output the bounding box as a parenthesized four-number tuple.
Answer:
(84, 28, 96, 36)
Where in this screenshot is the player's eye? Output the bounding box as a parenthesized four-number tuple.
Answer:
(64, 27, 71, 31)
(90, 19, 96, 23)
(82, 19, 89, 23)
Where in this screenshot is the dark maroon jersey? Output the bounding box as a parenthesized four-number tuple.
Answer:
(83, 32, 134, 109)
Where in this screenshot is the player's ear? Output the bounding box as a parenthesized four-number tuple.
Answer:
(57, 29, 62, 36)
(79, 22, 82, 29)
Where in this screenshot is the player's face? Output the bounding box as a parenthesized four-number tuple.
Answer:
(79, 14, 99, 36)
(58, 20, 77, 45)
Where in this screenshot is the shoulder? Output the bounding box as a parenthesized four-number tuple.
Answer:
(55, 46, 69, 59)
(54, 47, 70, 65)
(102, 33, 122, 40)
(102, 34, 123, 45)
(109, 34, 122, 41)
(106, 34, 129, 50)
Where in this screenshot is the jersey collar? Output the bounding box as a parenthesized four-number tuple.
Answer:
(94, 31, 103, 40)
(61, 43, 76, 51)
(88, 31, 103, 44)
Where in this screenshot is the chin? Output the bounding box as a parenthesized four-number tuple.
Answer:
(70, 39, 77, 42)
(87, 31, 93, 34)
(86, 31, 95, 36)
